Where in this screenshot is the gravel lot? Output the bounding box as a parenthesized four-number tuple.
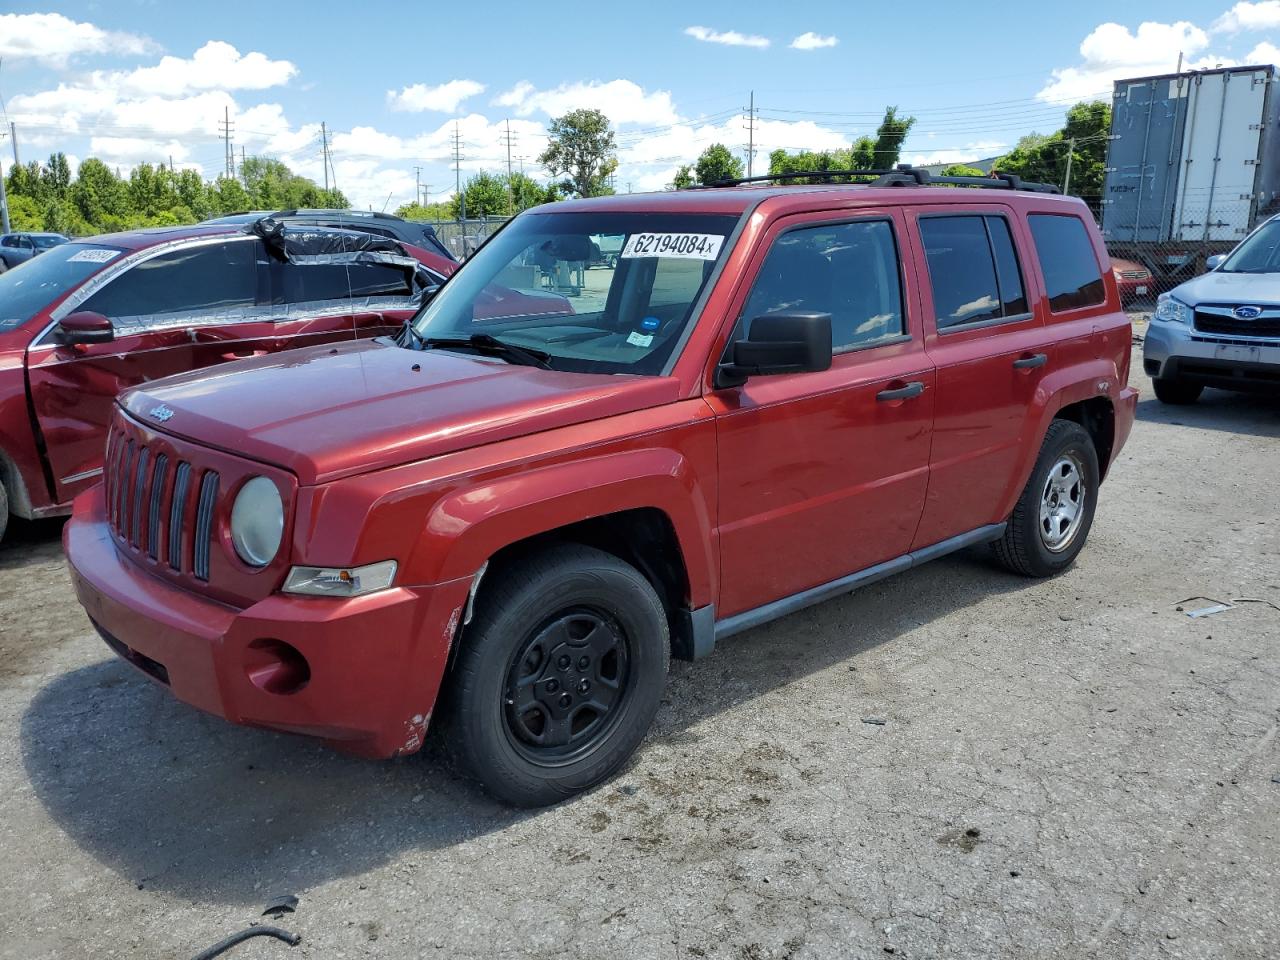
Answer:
(1, 341, 1277, 960)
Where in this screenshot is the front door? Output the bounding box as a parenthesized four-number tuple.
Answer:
(705, 212, 935, 619)
(25, 236, 272, 503)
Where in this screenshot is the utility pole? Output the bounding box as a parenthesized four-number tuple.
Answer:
(10, 122, 19, 166)
(414, 165, 421, 206)
(240, 145, 246, 185)
(220, 107, 235, 178)
(1062, 137, 1076, 194)
(502, 119, 517, 213)
(321, 122, 329, 192)
(453, 122, 465, 222)
(0, 151, 10, 234)
(744, 90, 757, 178)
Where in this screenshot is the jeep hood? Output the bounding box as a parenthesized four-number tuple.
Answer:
(120, 339, 679, 484)
(1174, 270, 1280, 306)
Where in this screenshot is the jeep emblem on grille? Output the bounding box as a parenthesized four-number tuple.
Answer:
(1233, 305, 1263, 320)
(148, 404, 175, 423)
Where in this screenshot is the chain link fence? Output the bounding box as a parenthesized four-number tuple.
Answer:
(424, 218, 511, 259)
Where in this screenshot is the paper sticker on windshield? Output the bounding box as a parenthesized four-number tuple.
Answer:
(67, 248, 121, 264)
(626, 331, 654, 347)
(621, 233, 723, 261)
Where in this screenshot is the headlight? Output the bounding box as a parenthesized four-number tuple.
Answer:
(283, 561, 398, 597)
(1155, 294, 1192, 324)
(229, 476, 284, 567)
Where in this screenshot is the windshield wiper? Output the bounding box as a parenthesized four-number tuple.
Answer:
(420, 334, 553, 369)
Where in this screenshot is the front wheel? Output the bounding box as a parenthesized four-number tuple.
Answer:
(442, 544, 669, 807)
(1152, 378, 1202, 405)
(993, 419, 1100, 578)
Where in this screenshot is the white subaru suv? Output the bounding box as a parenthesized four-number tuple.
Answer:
(1144, 214, 1280, 404)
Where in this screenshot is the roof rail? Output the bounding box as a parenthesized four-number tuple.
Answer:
(700, 165, 1061, 194)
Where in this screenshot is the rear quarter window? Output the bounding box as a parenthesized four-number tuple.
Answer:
(1028, 214, 1106, 312)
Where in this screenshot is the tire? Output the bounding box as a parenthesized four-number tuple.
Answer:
(0, 478, 7, 544)
(442, 544, 669, 807)
(993, 419, 1100, 578)
(1152, 378, 1203, 405)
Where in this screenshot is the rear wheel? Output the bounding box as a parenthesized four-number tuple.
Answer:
(442, 544, 669, 807)
(0, 478, 8, 544)
(994, 419, 1100, 578)
(1152, 378, 1202, 405)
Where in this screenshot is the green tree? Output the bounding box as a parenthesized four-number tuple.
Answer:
(671, 164, 695, 190)
(872, 107, 915, 170)
(69, 158, 127, 227)
(5, 194, 42, 231)
(395, 200, 455, 221)
(694, 143, 744, 185)
(41, 152, 73, 199)
(539, 108, 618, 199)
(450, 172, 510, 218)
(939, 164, 987, 177)
(993, 101, 1110, 213)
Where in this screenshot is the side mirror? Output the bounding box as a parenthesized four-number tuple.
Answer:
(716, 312, 832, 389)
(1204, 254, 1227, 272)
(55, 311, 115, 346)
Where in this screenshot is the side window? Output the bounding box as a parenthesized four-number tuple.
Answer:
(0, 236, 15, 248)
(919, 215, 1028, 330)
(275, 261, 414, 305)
(82, 241, 257, 319)
(740, 219, 905, 351)
(1028, 214, 1106, 312)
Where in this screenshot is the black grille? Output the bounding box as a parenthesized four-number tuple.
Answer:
(1195, 310, 1280, 338)
(193, 471, 220, 581)
(168, 462, 191, 570)
(106, 430, 216, 578)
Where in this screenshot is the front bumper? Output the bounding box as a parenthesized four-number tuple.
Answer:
(65, 485, 472, 758)
(1143, 320, 1280, 392)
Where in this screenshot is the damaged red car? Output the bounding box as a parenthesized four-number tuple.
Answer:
(0, 220, 449, 541)
(65, 171, 1137, 806)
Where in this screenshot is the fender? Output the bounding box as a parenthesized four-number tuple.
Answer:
(408, 446, 717, 606)
(994, 355, 1121, 521)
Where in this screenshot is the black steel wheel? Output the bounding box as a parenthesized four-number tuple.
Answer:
(503, 607, 631, 764)
(441, 544, 669, 807)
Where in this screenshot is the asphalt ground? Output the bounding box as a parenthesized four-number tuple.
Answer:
(1, 340, 1277, 959)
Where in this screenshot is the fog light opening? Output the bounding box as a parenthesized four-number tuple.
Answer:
(245, 639, 311, 695)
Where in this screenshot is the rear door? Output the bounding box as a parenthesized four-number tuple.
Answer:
(706, 209, 935, 618)
(906, 205, 1052, 548)
(25, 236, 273, 502)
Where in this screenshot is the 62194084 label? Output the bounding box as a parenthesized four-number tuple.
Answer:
(620, 233, 724, 261)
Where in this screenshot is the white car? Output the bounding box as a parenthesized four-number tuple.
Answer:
(1143, 215, 1280, 403)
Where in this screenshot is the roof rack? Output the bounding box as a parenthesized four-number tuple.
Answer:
(700, 165, 1060, 194)
(271, 208, 408, 221)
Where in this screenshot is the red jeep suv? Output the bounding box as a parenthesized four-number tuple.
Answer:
(65, 170, 1137, 806)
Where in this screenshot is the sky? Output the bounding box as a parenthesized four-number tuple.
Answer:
(1, 1, 1278, 211)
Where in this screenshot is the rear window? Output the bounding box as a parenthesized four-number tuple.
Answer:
(1028, 214, 1106, 312)
(0, 243, 125, 331)
(919, 215, 1028, 330)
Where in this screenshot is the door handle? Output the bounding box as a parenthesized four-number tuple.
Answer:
(1012, 353, 1048, 369)
(876, 381, 925, 402)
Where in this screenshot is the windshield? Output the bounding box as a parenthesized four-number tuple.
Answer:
(410, 210, 739, 375)
(33, 235, 66, 250)
(0, 242, 126, 331)
(1220, 219, 1280, 273)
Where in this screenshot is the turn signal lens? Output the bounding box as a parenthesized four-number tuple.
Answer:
(282, 560, 398, 597)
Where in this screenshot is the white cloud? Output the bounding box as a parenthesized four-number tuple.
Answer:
(89, 137, 195, 171)
(0, 12, 156, 67)
(790, 32, 839, 50)
(1246, 40, 1280, 64)
(684, 26, 770, 49)
(904, 141, 1010, 167)
(1037, 20, 1228, 101)
(1213, 1, 1280, 33)
(108, 41, 297, 96)
(493, 79, 679, 127)
(387, 79, 486, 113)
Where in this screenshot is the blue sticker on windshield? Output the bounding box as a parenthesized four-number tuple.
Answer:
(641, 316, 660, 331)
